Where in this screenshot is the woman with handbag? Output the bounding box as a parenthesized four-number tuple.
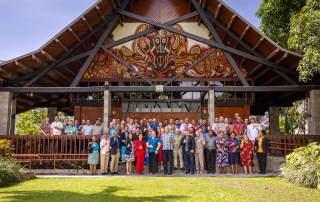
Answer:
(87, 135, 99, 175)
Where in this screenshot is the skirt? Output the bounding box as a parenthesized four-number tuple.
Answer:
(229, 152, 240, 165)
(88, 152, 99, 165)
(125, 154, 135, 162)
(121, 146, 127, 163)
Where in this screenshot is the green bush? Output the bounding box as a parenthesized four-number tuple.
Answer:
(0, 159, 26, 187)
(0, 139, 13, 159)
(280, 142, 320, 189)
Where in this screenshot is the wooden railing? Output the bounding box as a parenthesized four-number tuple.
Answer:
(1, 135, 319, 163)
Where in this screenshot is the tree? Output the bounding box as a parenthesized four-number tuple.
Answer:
(16, 108, 48, 135)
(256, 0, 320, 82)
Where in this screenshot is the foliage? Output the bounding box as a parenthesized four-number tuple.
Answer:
(279, 100, 308, 135)
(0, 159, 25, 188)
(16, 108, 48, 135)
(256, 0, 320, 82)
(0, 139, 13, 160)
(256, 0, 306, 48)
(280, 142, 320, 189)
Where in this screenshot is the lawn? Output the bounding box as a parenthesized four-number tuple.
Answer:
(0, 177, 319, 202)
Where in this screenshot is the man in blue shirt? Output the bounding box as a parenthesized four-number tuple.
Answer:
(161, 126, 176, 175)
(150, 118, 158, 133)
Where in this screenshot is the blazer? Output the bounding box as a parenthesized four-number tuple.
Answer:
(254, 137, 269, 154)
(134, 140, 146, 157)
(109, 136, 121, 155)
(180, 135, 196, 152)
(125, 138, 133, 155)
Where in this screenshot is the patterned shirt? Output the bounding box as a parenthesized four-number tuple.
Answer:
(40, 122, 51, 135)
(173, 135, 183, 150)
(64, 125, 77, 135)
(161, 132, 175, 150)
(194, 136, 205, 154)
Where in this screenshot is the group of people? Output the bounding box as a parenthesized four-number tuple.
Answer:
(82, 114, 269, 176)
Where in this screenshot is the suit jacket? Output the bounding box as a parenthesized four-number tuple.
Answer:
(109, 136, 121, 155)
(254, 137, 269, 154)
(181, 135, 196, 152)
(134, 140, 146, 157)
(125, 138, 133, 155)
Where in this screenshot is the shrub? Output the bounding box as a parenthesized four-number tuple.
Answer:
(280, 142, 320, 189)
(0, 159, 25, 187)
(0, 139, 13, 160)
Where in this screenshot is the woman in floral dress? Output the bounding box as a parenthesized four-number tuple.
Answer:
(240, 135, 254, 174)
(125, 133, 135, 175)
(215, 131, 229, 174)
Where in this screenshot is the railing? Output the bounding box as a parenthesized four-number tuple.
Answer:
(1, 135, 319, 169)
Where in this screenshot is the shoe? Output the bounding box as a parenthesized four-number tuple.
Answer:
(185, 171, 190, 174)
(111, 172, 115, 175)
(174, 167, 178, 170)
(168, 172, 172, 175)
(259, 171, 263, 174)
(212, 172, 215, 174)
(207, 171, 211, 174)
(164, 172, 168, 175)
(199, 171, 203, 174)
(180, 167, 184, 170)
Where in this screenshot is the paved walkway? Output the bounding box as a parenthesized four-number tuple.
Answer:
(36, 172, 279, 178)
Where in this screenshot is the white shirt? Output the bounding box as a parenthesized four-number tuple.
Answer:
(51, 121, 63, 135)
(179, 123, 192, 131)
(100, 138, 110, 154)
(247, 123, 261, 141)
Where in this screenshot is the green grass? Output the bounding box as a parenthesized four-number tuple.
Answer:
(0, 177, 319, 202)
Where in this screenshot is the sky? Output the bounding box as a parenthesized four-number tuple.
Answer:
(0, 0, 262, 61)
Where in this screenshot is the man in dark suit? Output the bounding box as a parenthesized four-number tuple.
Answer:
(181, 130, 196, 175)
(109, 130, 121, 175)
(254, 130, 269, 174)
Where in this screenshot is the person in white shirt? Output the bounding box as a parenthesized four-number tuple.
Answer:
(82, 120, 93, 136)
(100, 133, 111, 174)
(179, 118, 192, 131)
(50, 116, 63, 136)
(211, 117, 219, 135)
(214, 117, 227, 136)
(247, 116, 261, 142)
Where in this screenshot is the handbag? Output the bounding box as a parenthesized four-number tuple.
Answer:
(87, 142, 94, 153)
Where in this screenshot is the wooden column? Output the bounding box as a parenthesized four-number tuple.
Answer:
(0, 92, 15, 135)
(308, 90, 320, 135)
(269, 107, 280, 135)
(103, 90, 111, 133)
(208, 90, 215, 126)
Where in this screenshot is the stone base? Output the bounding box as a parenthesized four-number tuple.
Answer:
(22, 171, 36, 180)
(32, 156, 284, 175)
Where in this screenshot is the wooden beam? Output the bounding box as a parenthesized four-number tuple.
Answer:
(82, 17, 93, 32)
(95, 6, 105, 21)
(15, 61, 32, 73)
(248, 49, 280, 76)
(189, 0, 249, 86)
(70, 0, 130, 87)
(68, 28, 80, 41)
(227, 14, 236, 29)
(40, 50, 56, 62)
(215, 3, 222, 19)
(55, 39, 69, 52)
(2, 85, 320, 93)
(253, 37, 264, 50)
(32, 54, 48, 66)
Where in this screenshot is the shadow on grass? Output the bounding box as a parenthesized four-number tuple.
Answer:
(0, 185, 187, 202)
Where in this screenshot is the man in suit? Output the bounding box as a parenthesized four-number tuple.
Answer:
(109, 130, 121, 175)
(181, 130, 196, 175)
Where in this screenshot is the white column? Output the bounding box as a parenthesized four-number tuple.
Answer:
(208, 90, 215, 126)
(103, 90, 111, 133)
(0, 92, 15, 135)
(269, 107, 280, 135)
(308, 90, 320, 135)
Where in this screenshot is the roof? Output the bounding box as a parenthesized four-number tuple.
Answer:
(0, 0, 307, 113)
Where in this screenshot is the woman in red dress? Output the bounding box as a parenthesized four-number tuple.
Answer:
(134, 133, 146, 175)
(240, 135, 254, 174)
